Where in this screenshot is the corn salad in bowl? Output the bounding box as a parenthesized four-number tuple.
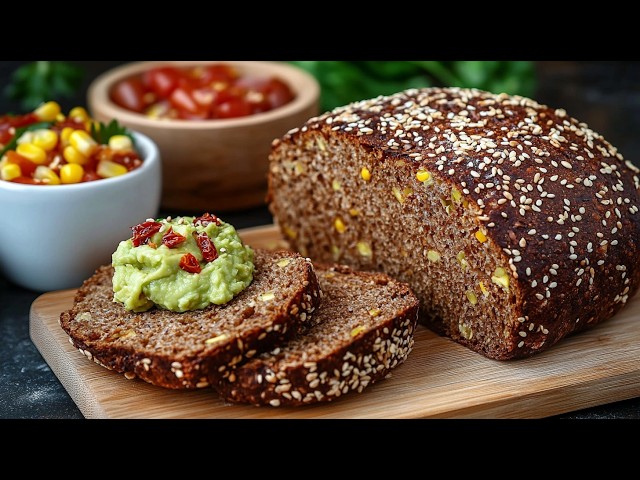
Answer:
(0, 101, 161, 292)
(0, 101, 144, 185)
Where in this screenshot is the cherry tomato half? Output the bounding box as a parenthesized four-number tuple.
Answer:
(110, 77, 148, 113)
(143, 67, 180, 98)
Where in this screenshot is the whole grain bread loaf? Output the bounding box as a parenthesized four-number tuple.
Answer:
(216, 263, 419, 406)
(267, 86, 640, 360)
(59, 249, 321, 389)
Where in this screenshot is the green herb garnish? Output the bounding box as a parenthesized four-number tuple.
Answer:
(90, 119, 135, 147)
(5, 61, 84, 111)
(0, 121, 53, 158)
(289, 61, 537, 112)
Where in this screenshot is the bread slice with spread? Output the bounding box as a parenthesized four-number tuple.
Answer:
(59, 249, 321, 389)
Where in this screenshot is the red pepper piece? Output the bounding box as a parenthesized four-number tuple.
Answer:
(131, 221, 162, 247)
(179, 252, 201, 273)
(193, 212, 221, 226)
(161, 227, 186, 248)
(195, 232, 218, 262)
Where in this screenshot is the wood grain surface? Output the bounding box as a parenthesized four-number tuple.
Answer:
(30, 225, 640, 418)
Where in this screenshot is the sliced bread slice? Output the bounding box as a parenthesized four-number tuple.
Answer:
(59, 248, 321, 389)
(216, 263, 419, 406)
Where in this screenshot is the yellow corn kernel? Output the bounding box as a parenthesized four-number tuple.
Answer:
(294, 161, 305, 175)
(60, 127, 74, 146)
(259, 292, 275, 302)
(276, 258, 290, 268)
(348, 208, 360, 217)
(459, 323, 473, 340)
(69, 130, 98, 157)
(63, 146, 88, 165)
(16, 131, 34, 145)
(416, 168, 433, 185)
(31, 129, 58, 152)
(34, 165, 60, 185)
(475, 230, 488, 243)
(205, 334, 228, 345)
(457, 251, 469, 270)
(97, 160, 128, 178)
(361, 167, 371, 181)
(466, 290, 478, 305)
(16, 143, 46, 164)
(451, 187, 463, 204)
(60, 163, 84, 184)
(316, 136, 327, 151)
(332, 179, 341, 191)
(283, 226, 297, 240)
(368, 308, 381, 317)
(108, 135, 133, 152)
(392, 186, 413, 204)
(350, 326, 365, 337)
(392, 186, 404, 203)
(1, 163, 21, 181)
(479, 281, 489, 297)
(491, 267, 510, 291)
(34, 101, 61, 122)
(331, 244, 341, 261)
(356, 241, 372, 257)
(334, 217, 346, 233)
(68, 106, 90, 122)
(145, 102, 169, 119)
(427, 250, 441, 263)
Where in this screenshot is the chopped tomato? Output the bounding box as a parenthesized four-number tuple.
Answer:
(110, 77, 148, 113)
(5, 151, 38, 177)
(109, 64, 295, 120)
(179, 253, 201, 273)
(193, 212, 221, 226)
(162, 227, 186, 248)
(142, 67, 180, 98)
(195, 232, 218, 262)
(214, 98, 251, 119)
(266, 78, 295, 109)
(170, 86, 209, 118)
(131, 221, 162, 247)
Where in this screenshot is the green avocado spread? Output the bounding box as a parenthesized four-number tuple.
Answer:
(112, 214, 254, 312)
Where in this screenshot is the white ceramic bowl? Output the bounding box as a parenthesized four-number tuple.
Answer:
(88, 61, 319, 212)
(0, 132, 162, 292)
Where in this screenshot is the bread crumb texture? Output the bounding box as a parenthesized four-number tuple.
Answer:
(268, 86, 640, 360)
(216, 263, 419, 406)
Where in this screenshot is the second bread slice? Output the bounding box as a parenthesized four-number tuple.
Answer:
(216, 263, 419, 406)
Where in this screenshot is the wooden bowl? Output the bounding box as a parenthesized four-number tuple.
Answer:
(87, 61, 320, 212)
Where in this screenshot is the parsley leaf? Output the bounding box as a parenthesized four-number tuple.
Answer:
(90, 119, 135, 147)
(5, 61, 84, 111)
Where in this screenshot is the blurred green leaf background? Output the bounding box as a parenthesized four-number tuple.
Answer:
(4, 61, 537, 115)
(5, 61, 84, 111)
(290, 61, 537, 112)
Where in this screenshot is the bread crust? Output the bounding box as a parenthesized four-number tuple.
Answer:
(59, 249, 321, 388)
(267, 87, 640, 359)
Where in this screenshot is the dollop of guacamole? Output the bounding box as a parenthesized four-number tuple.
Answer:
(112, 214, 254, 312)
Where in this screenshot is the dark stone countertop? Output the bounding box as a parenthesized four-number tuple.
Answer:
(1, 61, 640, 420)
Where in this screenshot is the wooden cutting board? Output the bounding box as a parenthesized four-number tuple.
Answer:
(30, 225, 640, 418)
